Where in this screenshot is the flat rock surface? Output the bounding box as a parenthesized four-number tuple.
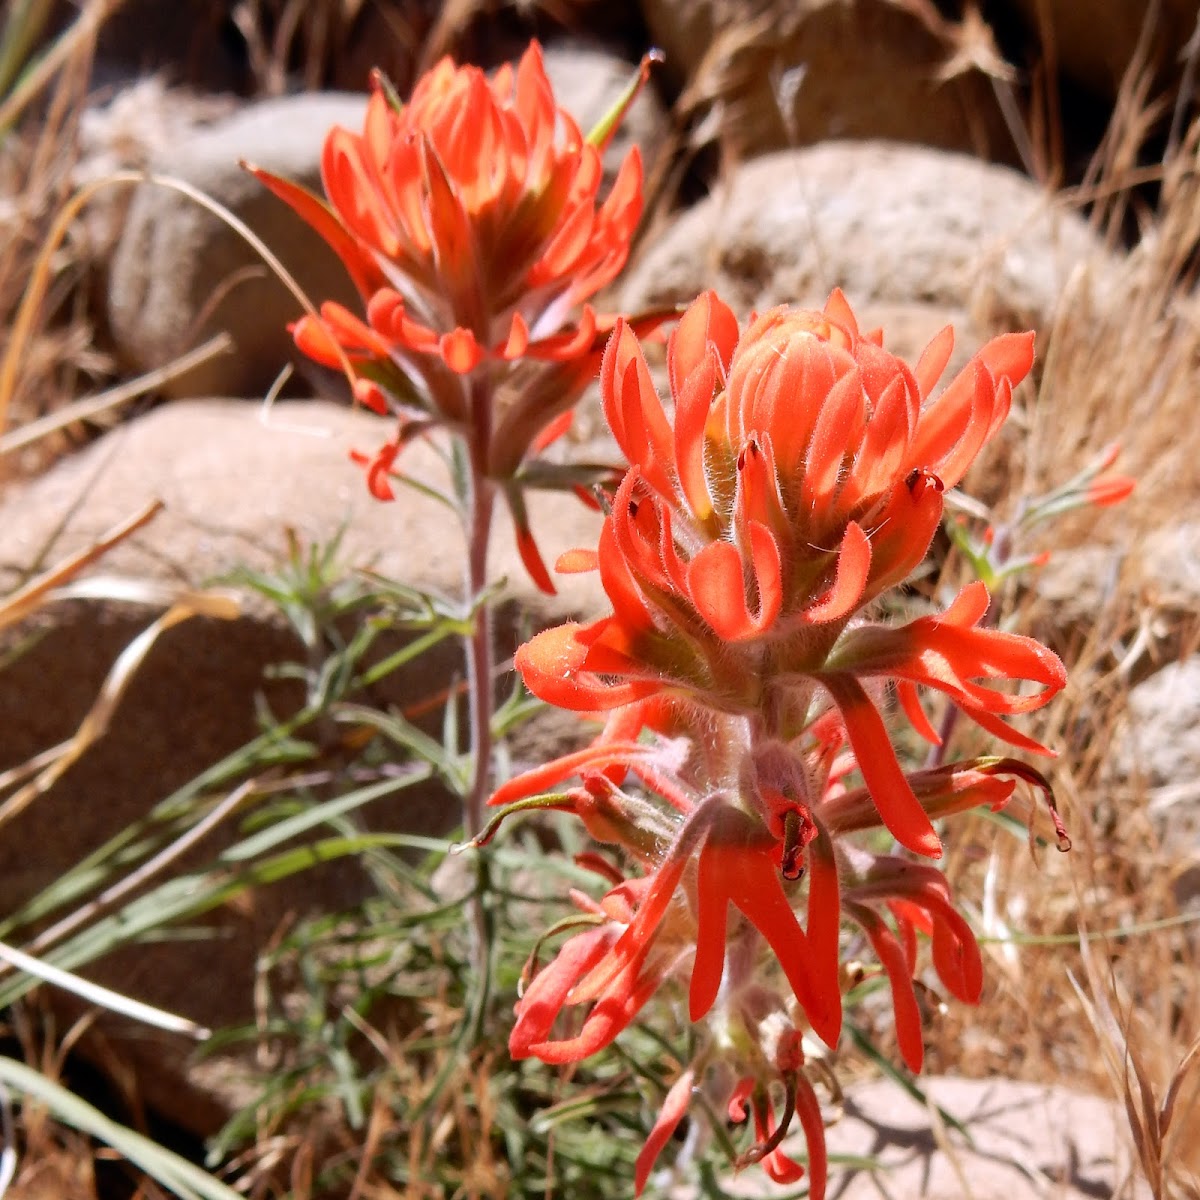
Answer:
(0, 399, 605, 615)
(0, 399, 607, 1136)
(1113, 656, 1200, 872)
(0, 398, 607, 916)
(670, 1075, 1150, 1199)
(821, 1075, 1150, 1200)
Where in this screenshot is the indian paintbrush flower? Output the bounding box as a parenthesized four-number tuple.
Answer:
(248, 41, 663, 591)
(485, 290, 1071, 1195)
(488, 706, 1039, 1193)
(516, 290, 1066, 852)
(250, 41, 645, 376)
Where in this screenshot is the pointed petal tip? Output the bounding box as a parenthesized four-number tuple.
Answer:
(917, 832, 943, 859)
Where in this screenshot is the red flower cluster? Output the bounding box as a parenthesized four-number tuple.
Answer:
(517, 291, 1064, 854)
(487, 291, 1069, 1194)
(250, 42, 662, 588)
(253, 42, 643, 379)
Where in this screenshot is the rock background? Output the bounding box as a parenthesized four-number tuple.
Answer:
(672, 1076, 1152, 1200)
(618, 140, 1113, 334)
(104, 93, 367, 399)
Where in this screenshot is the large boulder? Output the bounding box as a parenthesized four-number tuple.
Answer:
(1008, 0, 1200, 100)
(640, 0, 1017, 161)
(0, 398, 605, 1133)
(75, 79, 239, 265)
(620, 142, 1115, 336)
(105, 93, 368, 400)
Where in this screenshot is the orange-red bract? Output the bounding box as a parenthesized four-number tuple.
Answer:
(250, 41, 645, 378)
(248, 41, 660, 592)
(516, 290, 1064, 853)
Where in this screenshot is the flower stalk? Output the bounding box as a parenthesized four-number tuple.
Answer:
(250, 39, 663, 1055)
(463, 376, 497, 839)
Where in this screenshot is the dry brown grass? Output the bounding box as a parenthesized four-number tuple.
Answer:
(0, 1, 119, 484)
(2, 1003, 101, 1200)
(911, 77, 1200, 1200)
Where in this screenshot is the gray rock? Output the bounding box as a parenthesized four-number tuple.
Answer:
(74, 78, 239, 266)
(620, 142, 1115, 335)
(1033, 523, 1200, 678)
(1114, 656, 1200, 878)
(1118, 656, 1200, 789)
(106, 93, 367, 399)
(1135, 522, 1200, 624)
(822, 1075, 1150, 1200)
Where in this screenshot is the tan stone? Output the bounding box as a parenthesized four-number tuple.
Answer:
(620, 142, 1116, 338)
(105, 94, 368, 399)
(642, 0, 1017, 161)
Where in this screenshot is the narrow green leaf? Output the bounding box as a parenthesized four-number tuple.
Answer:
(0, 1057, 243, 1200)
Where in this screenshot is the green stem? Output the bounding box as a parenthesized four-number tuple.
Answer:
(462, 375, 497, 1040)
(464, 428, 496, 839)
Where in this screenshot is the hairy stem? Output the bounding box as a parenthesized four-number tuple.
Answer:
(465, 480, 496, 835)
(462, 375, 497, 1039)
(464, 384, 497, 839)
